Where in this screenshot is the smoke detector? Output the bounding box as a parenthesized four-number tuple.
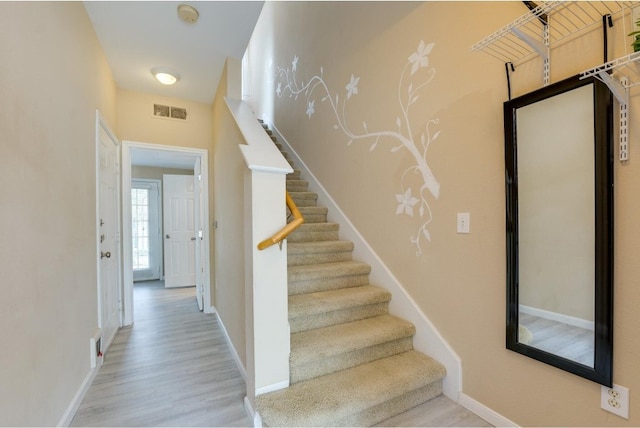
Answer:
(177, 4, 199, 24)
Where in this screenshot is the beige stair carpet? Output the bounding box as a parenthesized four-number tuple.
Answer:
(254, 122, 446, 427)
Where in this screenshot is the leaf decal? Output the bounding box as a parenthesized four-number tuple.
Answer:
(362, 121, 368, 132)
(408, 83, 413, 95)
(431, 130, 441, 142)
(347, 140, 353, 146)
(423, 228, 431, 242)
(390, 146, 401, 153)
(396, 117, 401, 128)
(410, 96, 419, 105)
(419, 204, 424, 218)
(370, 142, 377, 152)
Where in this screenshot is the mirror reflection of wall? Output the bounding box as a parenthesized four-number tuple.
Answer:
(516, 84, 595, 366)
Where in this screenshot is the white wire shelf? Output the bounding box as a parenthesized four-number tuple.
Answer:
(471, 1, 635, 66)
(581, 51, 640, 87)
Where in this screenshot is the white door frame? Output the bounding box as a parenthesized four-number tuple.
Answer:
(95, 111, 123, 347)
(121, 141, 212, 325)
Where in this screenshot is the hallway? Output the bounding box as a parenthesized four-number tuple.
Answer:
(70, 281, 489, 427)
(71, 282, 252, 426)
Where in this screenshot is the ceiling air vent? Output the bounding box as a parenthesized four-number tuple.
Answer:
(153, 104, 188, 121)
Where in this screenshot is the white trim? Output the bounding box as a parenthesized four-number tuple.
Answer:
(56, 366, 99, 427)
(458, 393, 519, 427)
(214, 306, 247, 381)
(520, 304, 594, 331)
(121, 141, 212, 325)
(244, 396, 262, 428)
(255, 380, 289, 396)
(270, 123, 462, 399)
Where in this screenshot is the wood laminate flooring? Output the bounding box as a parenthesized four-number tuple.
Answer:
(71, 281, 251, 427)
(519, 312, 594, 366)
(71, 280, 490, 427)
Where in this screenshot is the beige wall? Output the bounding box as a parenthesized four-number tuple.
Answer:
(117, 89, 213, 150)
(211, 60, 248, 369)
(117, 89, 216, 307)
(0, 2, 117, 425)
(247, 2, 640, 426)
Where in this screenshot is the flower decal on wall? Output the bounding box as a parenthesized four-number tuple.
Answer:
(275, 41, 440, 255)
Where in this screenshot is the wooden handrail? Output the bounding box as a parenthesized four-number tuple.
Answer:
(257, 192, 304, 250)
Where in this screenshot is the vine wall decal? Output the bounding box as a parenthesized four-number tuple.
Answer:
(274, 41, 440, 256)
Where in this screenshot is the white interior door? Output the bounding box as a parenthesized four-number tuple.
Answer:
(193, 159, 204, 310)
(163, 174, 196, 288)
(97, 117, 121, 353)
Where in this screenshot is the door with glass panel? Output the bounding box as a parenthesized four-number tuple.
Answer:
(131, 180, 162, 281)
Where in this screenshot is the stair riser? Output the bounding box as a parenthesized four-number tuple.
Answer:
(289, 195, 317, 207)
(286, 182, 309, 192)
(291, 336, 413, 384)
(290, 213, 326, 224)
(290, 302, 389, 333)
(288, 251, 352, 266)
(336, 382, 443, 427)
(288, 230, 339, 242)
(288, 274, 370, 295)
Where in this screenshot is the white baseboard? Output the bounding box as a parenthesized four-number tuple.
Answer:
(244, 396, 263, 428)
(255, 380, 289, 396)
(458, 393, 518, 427)
(270, 123, 462, 399)
(214, 306, 247, 381)
(57, 366, 99, 427)
(520, 304, 594, 331)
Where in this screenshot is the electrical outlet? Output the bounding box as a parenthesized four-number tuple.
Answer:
(601, 384, 629, 419)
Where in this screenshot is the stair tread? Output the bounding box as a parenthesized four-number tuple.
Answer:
(289, 285, 390, 318)
(291, 314, 414, 364)
(256, 350, 446, 427)
(288, 260, 371, 280)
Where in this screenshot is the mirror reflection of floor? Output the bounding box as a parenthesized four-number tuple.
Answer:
(519, 312, 594, 367)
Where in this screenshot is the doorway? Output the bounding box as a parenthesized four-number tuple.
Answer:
(121, 141, 211, 326)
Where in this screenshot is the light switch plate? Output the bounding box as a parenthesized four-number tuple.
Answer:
(457, 213, 470, 234)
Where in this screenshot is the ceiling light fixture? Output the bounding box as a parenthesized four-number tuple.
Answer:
(177, 4, 199, 24)
(151, 67, 180, 85)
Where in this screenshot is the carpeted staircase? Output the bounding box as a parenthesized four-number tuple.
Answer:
(255, 123, 446, 427)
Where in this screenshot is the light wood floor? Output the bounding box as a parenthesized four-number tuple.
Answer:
(71, 280, 490, 427)
(520, 312, 594, 366)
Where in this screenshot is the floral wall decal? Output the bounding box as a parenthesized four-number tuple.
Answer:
(275, 41, 440, 256)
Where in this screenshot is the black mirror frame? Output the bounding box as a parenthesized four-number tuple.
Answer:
(504, 75, 614, 386)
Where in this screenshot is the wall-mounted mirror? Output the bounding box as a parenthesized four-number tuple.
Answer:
(504, 75, 614, 386)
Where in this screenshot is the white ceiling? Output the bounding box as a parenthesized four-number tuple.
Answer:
(84, 1, 264, 105)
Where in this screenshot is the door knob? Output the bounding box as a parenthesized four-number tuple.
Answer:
(166, 234, 170, 239)
(101, 251, 111, 259)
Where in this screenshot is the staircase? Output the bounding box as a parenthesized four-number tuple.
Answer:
(255, 123, 446, 427)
